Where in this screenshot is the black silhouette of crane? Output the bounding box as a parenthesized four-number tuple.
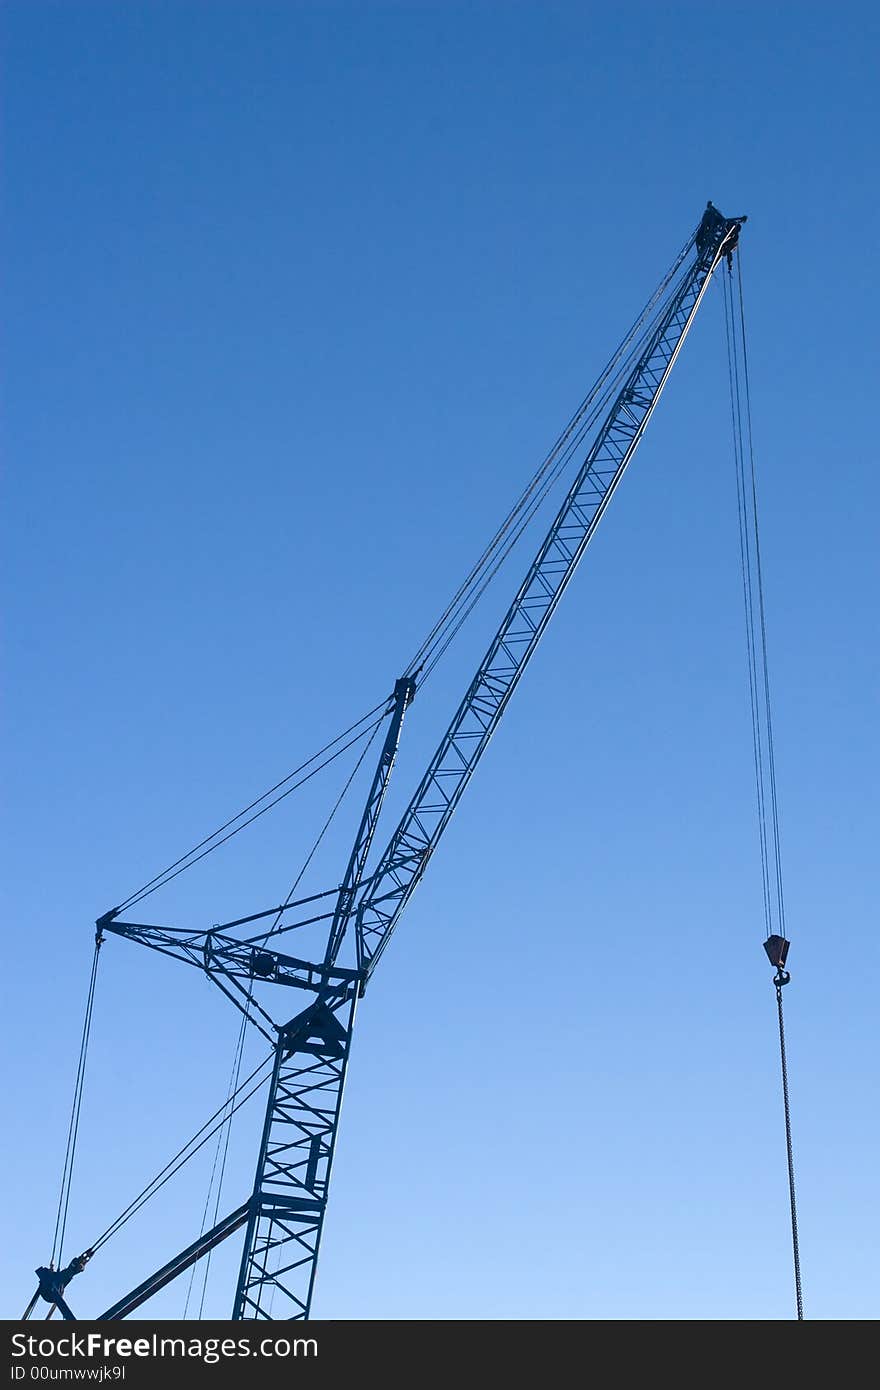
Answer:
(29, 204, 747, 1321)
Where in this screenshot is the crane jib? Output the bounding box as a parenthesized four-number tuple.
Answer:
(354, 208, 744, 981)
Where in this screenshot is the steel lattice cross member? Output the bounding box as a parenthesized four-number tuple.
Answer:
(232, 988, 359, 1319)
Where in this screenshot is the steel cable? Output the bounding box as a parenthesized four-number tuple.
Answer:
(723, 249, 802, 1318)
(404, 235, 697, 684)
(722, 268, 774, 935)
(111, 710, 386, 914)
(102, 238, 701, 919)
(736, 251, 787, 936)
(50, 934, 103, 1268)
(183, 1001, 250, 1318)
(90, 1052, 274, 1253)
(250, 718, 384, 946)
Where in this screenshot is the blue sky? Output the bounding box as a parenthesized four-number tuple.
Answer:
(2, 1, 878, 1320)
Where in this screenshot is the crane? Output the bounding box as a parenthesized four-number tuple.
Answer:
(31, 202, 746, 1321)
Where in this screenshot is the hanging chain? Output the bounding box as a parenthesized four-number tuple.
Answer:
(773, 968, 804, 1320)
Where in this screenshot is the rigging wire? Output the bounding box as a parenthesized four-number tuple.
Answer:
(403, 235, 697, 685)
(722, 255, 786, 939)
(197, 1005, 251, 1318)
(723, 249, 802, 1318)
(252, 717, 385, 946)
(419, 259, 698, 683)
(111, 708, 386, 914)
(49, 932, 103, 1269)
(89, 1051, 274, 1254)
(101, 237, 701, 924)
(48, 659, 385, 1295)
(736, 251, 787, 937)
(722, 270, 774, 936)
(407, 246, 695, 679)
(183, 1002, 251, 1319)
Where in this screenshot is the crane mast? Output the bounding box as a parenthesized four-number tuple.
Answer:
(62, 203, 743, 1321)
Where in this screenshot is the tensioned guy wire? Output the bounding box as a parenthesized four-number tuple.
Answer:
(109, 704, 386, 914)
(722, 270, 774, 936)
(403, 234, 697, 683)
(251, 718, 384, 946)
(195, 1000, 251, 1319)
(735, 250, 787, 938)
(50, 933, 103, 1269)
(104, 235, 703, 921)
(90, 1052, 274, 1254)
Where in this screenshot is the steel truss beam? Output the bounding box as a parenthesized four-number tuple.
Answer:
(232, 988, 359, 1319)
(98, 1202, 252, 1321)
(325, 675, 416, 969)
(354, 208, 743, 981)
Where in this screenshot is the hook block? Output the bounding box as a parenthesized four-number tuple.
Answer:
(763, 934, 790, 970)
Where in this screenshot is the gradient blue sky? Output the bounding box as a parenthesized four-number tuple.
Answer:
(2, 1, 878, 1321)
